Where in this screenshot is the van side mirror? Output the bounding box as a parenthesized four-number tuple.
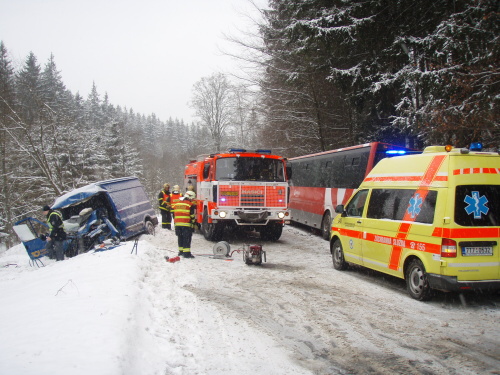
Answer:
(335, 205, 348, 217)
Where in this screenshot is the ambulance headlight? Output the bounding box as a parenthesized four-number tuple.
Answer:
(219, 211, 227, 218)
(277, 212, 285, 219)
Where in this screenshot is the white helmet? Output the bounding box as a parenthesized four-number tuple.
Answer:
(184, 191, 196, 200)
(173, 185, 180, 192)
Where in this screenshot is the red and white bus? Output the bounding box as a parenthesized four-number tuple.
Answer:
(287, 142, 418, 240)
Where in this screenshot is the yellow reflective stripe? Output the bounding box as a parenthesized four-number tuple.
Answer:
(48, 211, 64, 230)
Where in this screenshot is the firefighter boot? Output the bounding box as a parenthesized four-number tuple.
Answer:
(183, 252, 195, 258)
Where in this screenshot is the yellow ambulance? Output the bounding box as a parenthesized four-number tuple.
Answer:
(330, 144, 500, 300)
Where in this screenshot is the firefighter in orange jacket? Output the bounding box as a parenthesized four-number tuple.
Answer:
(170, 185, 182, 205)
(172, 191, 196, 258)
(158, 183, 172, 229)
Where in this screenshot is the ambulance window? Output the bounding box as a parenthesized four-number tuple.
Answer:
(455, 185, 500, 227)
(345, 190, 369, 217)
(367, 189, 437, 224)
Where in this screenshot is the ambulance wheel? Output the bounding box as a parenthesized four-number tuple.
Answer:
(331, 239, 348, 270)
(321, 212, 332, 240)
(406, 259, 432, 301)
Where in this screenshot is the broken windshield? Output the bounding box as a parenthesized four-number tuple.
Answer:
(215, 157, 285, 182)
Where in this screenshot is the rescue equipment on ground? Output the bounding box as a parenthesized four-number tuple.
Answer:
(213, 241, 266, 265)
(165, 255, 181, 263)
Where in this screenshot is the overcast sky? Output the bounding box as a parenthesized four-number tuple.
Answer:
(0, 0, 266, 123)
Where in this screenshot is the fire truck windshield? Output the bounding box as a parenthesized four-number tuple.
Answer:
(215, 157, 285, 182)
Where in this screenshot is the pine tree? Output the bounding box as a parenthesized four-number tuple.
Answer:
(0, 42, 20, 247)
(14, 52, 66, 201)
(83, 82, 109, 180)
(39, 54, 83, 192)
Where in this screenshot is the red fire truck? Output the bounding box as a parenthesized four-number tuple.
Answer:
(184, 149, 289, 241)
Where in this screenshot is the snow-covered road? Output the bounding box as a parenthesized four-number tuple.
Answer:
(144, 225, 500, 374)
(1, 223, 499, 374)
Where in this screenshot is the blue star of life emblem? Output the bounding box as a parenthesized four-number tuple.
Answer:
(407, 193, 423, 218)
(464, 191, 489, 219)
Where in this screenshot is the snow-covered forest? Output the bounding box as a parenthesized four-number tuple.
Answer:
(255, 0, 498, 155)
(0, 0, 498, 248)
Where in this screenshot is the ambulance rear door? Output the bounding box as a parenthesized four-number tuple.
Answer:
(452, 183, 500, 282)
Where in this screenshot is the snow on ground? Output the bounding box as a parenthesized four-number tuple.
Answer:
(1, 223, 499, 375)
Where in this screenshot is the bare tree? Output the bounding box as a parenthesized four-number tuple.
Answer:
(191, 73, 233, 152)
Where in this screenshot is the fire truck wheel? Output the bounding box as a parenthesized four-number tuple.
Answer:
(202, 209, 224, 241)
(331, 238, 348, 270)
(321, 211, 332, 241)
(260, 223, 283, 241)
(405, 258, 433, 301)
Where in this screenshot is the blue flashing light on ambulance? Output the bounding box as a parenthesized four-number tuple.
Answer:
(330, 143, 500, 300)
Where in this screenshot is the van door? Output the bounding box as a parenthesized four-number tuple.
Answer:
(363, 189, 438, 276)
(453, 184, 500, 281)
(362, 189, 405, 274)
(339, 189, 369, 265)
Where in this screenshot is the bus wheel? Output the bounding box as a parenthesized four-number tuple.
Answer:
(321, 212, 332, 240)
(405, 259, 432, 301)
(331, 239, 347, 270)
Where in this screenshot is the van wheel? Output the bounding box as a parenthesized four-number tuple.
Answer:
(331, 239, 347, 270)
(405, 259, 432, 301)
(145, 220, 155, 235)
(321, 212, 332, 240)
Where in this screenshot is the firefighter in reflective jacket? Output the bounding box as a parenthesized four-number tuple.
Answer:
(170, 185, 182, 205)
(172, 191, 196, 258)
(170, 185, 182, 227)
(42, 205, 67, 261)
(158, 183, 171, 229)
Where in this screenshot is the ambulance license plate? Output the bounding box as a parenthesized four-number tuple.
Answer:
(462, 247, 493, 256)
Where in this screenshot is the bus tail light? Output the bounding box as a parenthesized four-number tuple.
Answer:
(441, 238, 457, 258)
